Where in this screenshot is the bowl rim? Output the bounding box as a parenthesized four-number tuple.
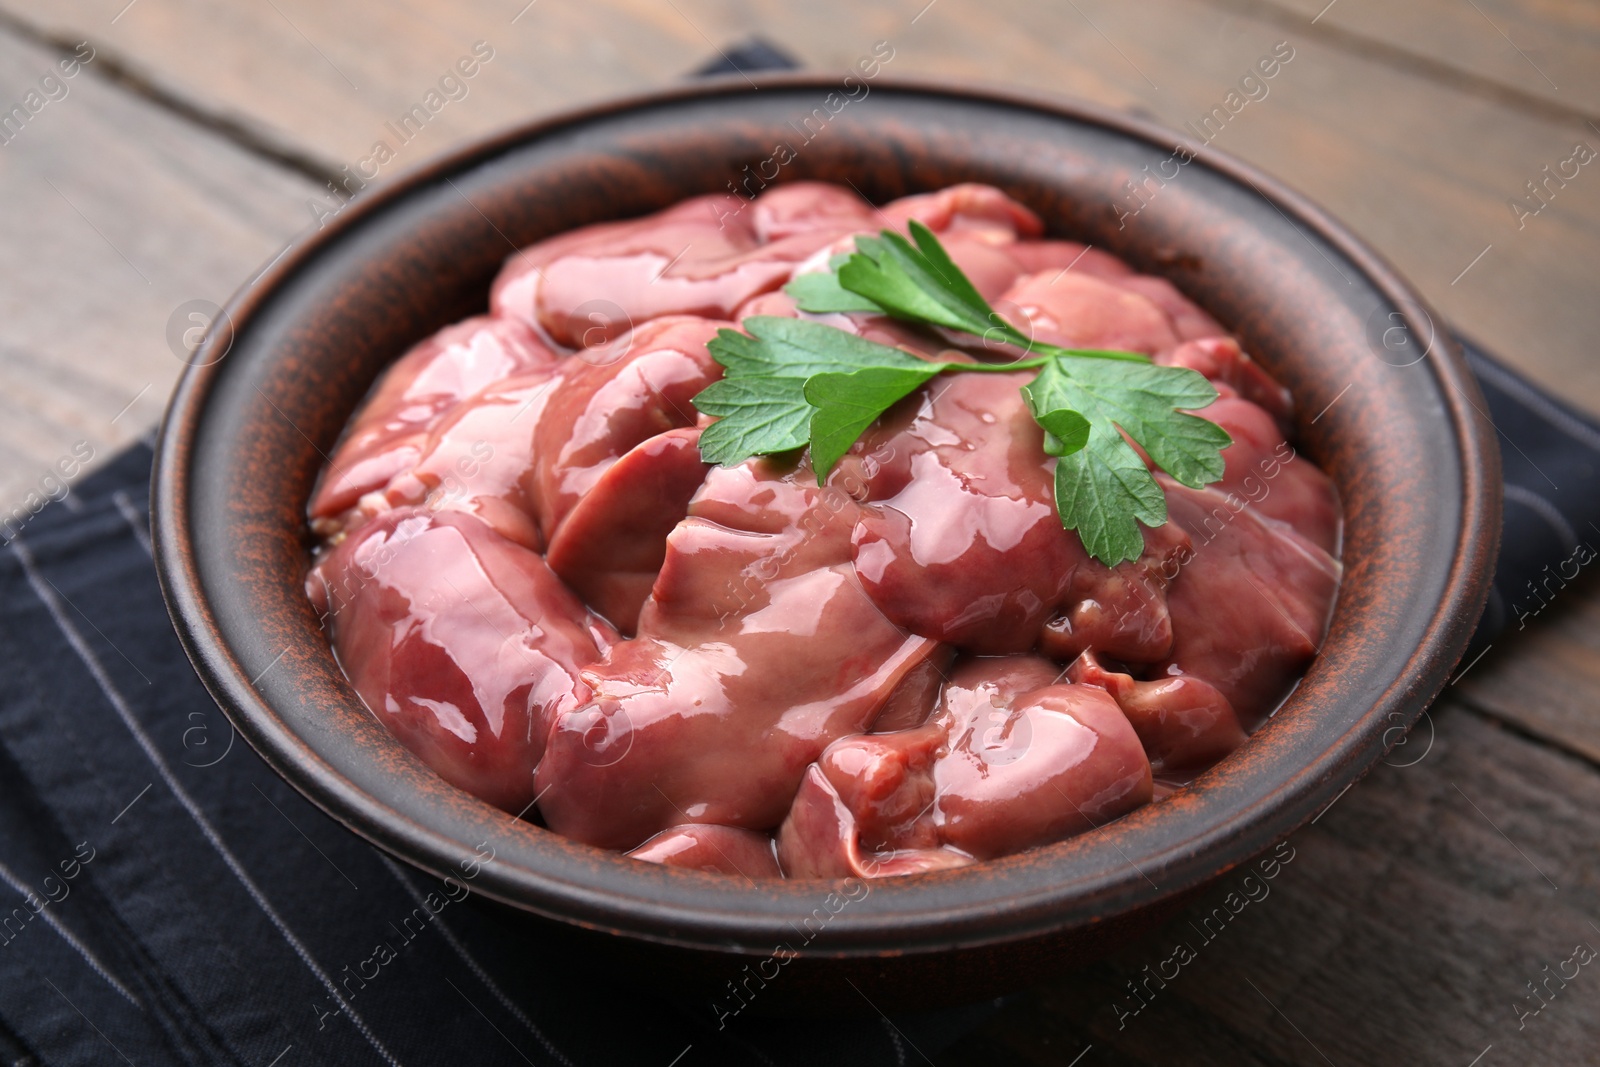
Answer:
(152, 73, 1501, 956)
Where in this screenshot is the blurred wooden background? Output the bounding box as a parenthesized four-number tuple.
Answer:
(0, 1, 1596, 1063)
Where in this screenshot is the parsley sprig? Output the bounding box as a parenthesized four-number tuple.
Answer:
(691, 220, 1232, 565)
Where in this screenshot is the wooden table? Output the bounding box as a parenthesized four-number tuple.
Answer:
(2, 1, 1595, 1062)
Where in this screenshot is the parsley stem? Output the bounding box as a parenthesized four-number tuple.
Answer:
(941, 355, 1052, 373)
(1033, 343, 1151, 364)
(936, 344, 1149, 376)
(987, 320, 1150, 365)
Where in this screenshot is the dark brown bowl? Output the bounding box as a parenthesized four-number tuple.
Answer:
(151, 76, 1500, 1010)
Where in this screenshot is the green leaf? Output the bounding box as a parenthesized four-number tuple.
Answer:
(693, 375, 813, 464)
(695, 317, 944, 472)
(704, 326, 779, 378)
(837, 228, 1001, 337)
(804, 365, 942, 482)
(785, 272, 886, 314)
(696, 221, 1236, 568)
(1031, 344, 1154, 365)
(832, 224, 1154, 367)
(1024, 360, 1231, 487)
(717, 317, 926, 378)
(1023, 358, 1232, 564)
(1051, 423, 1171, 565)
(1035, 409, 1091, 456)
(906, 219, 992, 313)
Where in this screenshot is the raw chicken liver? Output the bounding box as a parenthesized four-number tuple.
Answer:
(309, 180, 1341, 877)
(307, 508, 615, 813)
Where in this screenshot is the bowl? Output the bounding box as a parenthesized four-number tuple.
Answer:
(151, 75, 1500, 1009)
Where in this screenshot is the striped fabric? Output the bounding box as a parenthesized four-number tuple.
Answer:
(1460, 343, 1600, 655)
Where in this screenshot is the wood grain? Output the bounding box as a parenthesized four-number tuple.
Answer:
(940, 703, 1600, 1065)
(2, 0, 1597, 414)
(1459, 574, 1600, 767)
(1251, 0, 1600, 117)
(0, 28, 315, 511)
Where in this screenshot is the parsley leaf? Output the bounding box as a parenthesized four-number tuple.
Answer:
(694, 374, 813, 464)
(1022, 359, 1231, 564)
(790, 221, 1151, 366)
(700, 222, 1235, 566)
(1049, 420, 1172, 566)
(711, 316, 919, 377)
(833, 223, 999, 337)
(696, 316, 944, 469)
(784, 272, 885, 314)
(1034, 409, 1092, 456)
(805, 364, 942, 481)
(1022, 359, 1229, 488)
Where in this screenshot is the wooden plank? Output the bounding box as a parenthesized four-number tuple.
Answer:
(940, 702, 1600, 1065)
(0, 28, 316, 512)
(1240, 0, 1600, 118)
(925, 0, 1600, 413)
(0, 1, 703, 186)
(4, 0, 1597, 420)
(1458, 579, 1600, 767)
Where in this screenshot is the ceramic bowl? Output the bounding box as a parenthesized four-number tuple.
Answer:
(152, 76, 1500, 1010)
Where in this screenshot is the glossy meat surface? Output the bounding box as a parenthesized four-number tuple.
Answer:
(490, 185, 872, 347)
(777, 656, 1153, 877)
(307, 508, 615, 813)
(626, 824, 783, 880)
(309, 180, 1342, 877)
(534, 463, 941, 851)
(1157, 478, 1340, 728)
(309, 315, 557, 532)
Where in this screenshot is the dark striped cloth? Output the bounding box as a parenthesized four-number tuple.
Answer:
(0, 334, 1593, 1064)
(1459, 343, 1600, 655)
